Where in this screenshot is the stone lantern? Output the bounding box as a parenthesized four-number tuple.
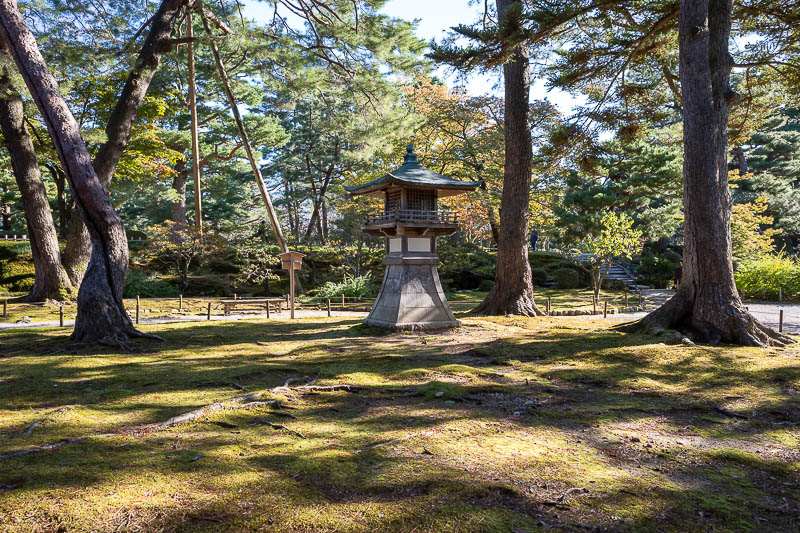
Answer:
(345, 145, 482, 330)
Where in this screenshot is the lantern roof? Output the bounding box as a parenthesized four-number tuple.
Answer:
(345, 145, 483, 197)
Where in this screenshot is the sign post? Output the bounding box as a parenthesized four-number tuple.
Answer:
(279, 251, 304, 320)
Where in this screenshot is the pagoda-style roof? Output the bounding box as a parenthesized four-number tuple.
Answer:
(345, 145, 483, 198)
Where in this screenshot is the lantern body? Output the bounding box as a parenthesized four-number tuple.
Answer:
(345, 146, 482, 330)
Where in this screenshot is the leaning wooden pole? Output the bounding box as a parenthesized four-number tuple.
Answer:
(197, 5, 287, 252)
(186, 10, 203, 237)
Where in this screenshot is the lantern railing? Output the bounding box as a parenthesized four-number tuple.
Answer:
(364, 209, 458, 225)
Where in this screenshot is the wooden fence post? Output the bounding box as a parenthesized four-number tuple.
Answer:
(603, 300, 608, 318)
(59, 305, 64, 327)
(179, 294, 183, 311)
(341, 294, 345, 309)
(207, 302, 211, 320)
(136, 295, 140, 325)
(2, 299, 6, 318)
(625, 293, 629, 308)
(546, 296, 551, 315)
(266, 300, 270, 319)
(327, 298, 331, 317)
(779, 310, 784, 333)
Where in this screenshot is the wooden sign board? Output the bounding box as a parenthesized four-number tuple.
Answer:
(279, 251, 304, 271)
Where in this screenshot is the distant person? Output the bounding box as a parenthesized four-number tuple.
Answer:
(529, 230, 538, 251)
(673, 260, 683, 290)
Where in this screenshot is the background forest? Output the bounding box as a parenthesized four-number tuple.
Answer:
(0, 0, 799, 302)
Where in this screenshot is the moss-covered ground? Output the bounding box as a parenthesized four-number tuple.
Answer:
(0, 316, 798, 532)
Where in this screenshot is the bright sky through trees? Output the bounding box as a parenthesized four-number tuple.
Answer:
(240, 0, 584, 113)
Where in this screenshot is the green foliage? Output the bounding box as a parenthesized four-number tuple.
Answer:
(571, 212, 643, 298)
(638, 251, 679, 288)
(735, 254, 800, 301)
(123, 271, 180, 298)
(438, 241, 496, 281)
(478, 279, 494, 292)
(552, 268, 580, 289)
(0, 241, 34, 293)
(730, 194, 781, 261)
(531, 267, 549, 285)
(528, 251, 564, 270)
(315, 274, 374, 299)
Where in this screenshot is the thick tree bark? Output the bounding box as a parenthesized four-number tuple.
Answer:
(45, 162, 68, 236)
(0, 0, 156, 345)
(477, 0, 543, 316)
(0, 57, 72, 301)
(63, 0, 185, 286)
(624, 0, 792, 347)
(171, 159, 189, 225)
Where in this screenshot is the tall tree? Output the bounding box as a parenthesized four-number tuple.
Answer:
(0, 53, 72, 300)
(432, 0, 545, 316)
(0, 0, 154, 345)
(61, 0, 184, 286)
(629, 0, 792, 346)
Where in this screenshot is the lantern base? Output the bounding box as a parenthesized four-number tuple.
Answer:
(364, 261, 459, 331)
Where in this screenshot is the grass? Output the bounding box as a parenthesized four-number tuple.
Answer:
(0, 316, 798, 532)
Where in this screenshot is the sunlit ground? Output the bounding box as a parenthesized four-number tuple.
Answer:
(0, 316, 798, 532)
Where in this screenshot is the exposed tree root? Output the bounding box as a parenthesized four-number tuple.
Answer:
(618, 292, 795, 348)
(0, 376, 366, 460)
(0, 434, 115, 460)
(252, 419, 306, 439)
(357, 433, 417, 453)
(0, 377, 408, 460)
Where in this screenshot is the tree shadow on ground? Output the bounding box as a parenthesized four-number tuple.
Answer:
(0, 317, 798, 532)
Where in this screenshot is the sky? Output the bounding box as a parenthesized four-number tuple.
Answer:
(241, 0, 584, 114)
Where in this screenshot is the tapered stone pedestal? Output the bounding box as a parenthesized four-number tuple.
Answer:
(364, 239, 459, 330)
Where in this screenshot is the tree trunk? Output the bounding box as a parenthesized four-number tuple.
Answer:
(62, 0, 185, 286)
(45, 162, 68, 236)
(303, 170, 333, 243)
(0, 0, 156, 345)
(477, 0, 543, 316)
(0, 57, 72, 301)
(320, 198, 329, 242)
(624, 0, 792, 347)
(731, 146, 748, 176)
(171, 160, 188, 225)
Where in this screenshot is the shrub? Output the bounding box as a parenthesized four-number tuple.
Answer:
(552, 268, 580, 289)
(528, 251, 564, 270)
(315, 274, 374, 299)
(638, 251, 679, 287)
(735, 254, 800, 301)
(531, 267, 549, 284)
(478, 279, 494, 292)
(123, 271, 180, 298)
(0, 247, 35, 293)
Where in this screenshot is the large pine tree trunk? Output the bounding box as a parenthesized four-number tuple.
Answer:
(477, 0, 543, 316)
(626, 0, 791, 347)
(62, 0, 184, 286)
(0, 57, 72, 301)
(0, 0, 155, 345)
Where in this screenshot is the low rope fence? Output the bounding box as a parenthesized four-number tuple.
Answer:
(1, 293, 799, 333)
